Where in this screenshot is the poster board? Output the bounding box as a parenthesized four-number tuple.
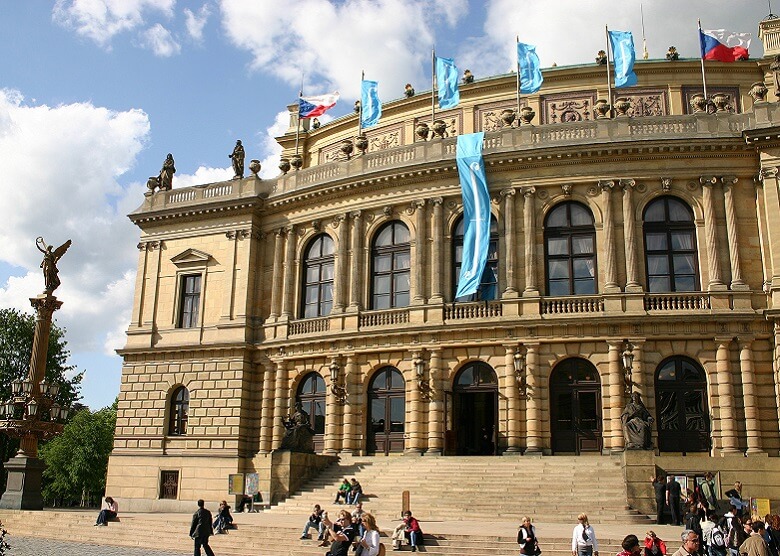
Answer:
(245, 473, 260, 496)
(228, 473, 245, 495)
(751, 498, 770, 517)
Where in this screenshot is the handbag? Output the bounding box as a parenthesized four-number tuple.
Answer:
(534, 540, 543, 556)
(378, 543, 386, 556)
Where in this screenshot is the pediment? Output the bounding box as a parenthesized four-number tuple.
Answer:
(170, 248, 212, 267)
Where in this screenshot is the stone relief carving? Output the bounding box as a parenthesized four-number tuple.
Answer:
(368, 130, 401, 151)
(661, 177, 672, 192)
(541, 92, 597, 124)
(682, 86, 740, 114)
(615, 91, 667, 117)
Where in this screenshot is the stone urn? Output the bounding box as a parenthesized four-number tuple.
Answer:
(432, 119, 447, 138)
(712, 92, 730, 112)
(278, 157, 291, 175)
(500, 108, 516, 127)
(749, 81, 769, 103)
(355, 133, 369, 154)
(415, 122, 430, 141)
(689, 93, 707, 114)
(519, 106, 535, 125)
(249, 159, 261, 177)
(340, 138, 354, 160)
(593, 99, 611, 119)
(614, 97, 632, 117)
(290, 154, 303, 170)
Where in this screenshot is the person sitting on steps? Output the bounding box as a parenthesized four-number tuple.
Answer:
(300, 504, 325, 540)
(213, 500, 233, 534)
(392, 510, 423, 551)
(335, 478, 351, 504)
(95, 496, 119, 526)
(347, 478, 363, 505)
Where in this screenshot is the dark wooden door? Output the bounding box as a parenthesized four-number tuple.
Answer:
(655, 357, 710, 453)
(367, 367, 405, 455)
(453, 362, 498, 455)
(296, 373, 326, 453)
(550, 359, 602, 454)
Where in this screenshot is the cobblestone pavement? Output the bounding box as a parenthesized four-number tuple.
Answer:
(7, 536, 188, 556)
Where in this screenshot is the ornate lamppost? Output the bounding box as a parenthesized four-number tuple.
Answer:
(0, 237, 72, 510)
(622, 341, 635, 397)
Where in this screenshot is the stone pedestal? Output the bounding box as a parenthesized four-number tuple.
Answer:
(266, 450, 337, 505)
(0, 454, 46, 510)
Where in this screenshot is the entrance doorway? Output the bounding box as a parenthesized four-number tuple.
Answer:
(296, 372, 326, 453)
(550, 358, 602, 454)
(655, 356, 710, 453)
(367, 367, 405, 455)
(452, 362, 498, 455)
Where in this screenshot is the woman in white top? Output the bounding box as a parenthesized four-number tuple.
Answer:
(572, 513, 599, 556)
(519, 516, 539, 555)
(358, 512, 381, 556)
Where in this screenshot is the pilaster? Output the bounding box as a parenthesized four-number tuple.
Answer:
(701, 177, 727, 291)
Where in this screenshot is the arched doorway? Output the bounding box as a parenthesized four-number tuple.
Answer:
(296, 372, 326, 452)
(655, 356, 710, 453)
(550, 358, 602, 454)
(452, 362, 498, 455)
(367, 367, 405, 455)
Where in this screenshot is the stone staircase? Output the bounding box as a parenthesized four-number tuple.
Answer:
(270, 455, 651, 523)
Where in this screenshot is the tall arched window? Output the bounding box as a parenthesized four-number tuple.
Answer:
(168, 386, 189, 436)
(544, 202, 597, 296)
(453, 214, 499, 301)
(301, 234, 335, 318)
(371, 222, 411, 309)
(643, 197, 699, 292)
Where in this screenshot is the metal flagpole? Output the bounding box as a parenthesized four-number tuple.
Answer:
(295, 73, 304, 156)
(605, 25, 613, 111)
(641, 4, 649, 60)
(359, 70, 364, 137)
(698, 19, 709, 100)
(516, 35, 521, 116)
(431, 49, 436, 127)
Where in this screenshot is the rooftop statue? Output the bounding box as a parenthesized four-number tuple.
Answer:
(404, 83, 415, 97)
(463, 69, 474, 84)
(596, 50, 608, 65)
(36, 236, 71, 294)
(229, 140, 245, 179)
(147, 153, 176, 193)
(666, 46, 680, 61)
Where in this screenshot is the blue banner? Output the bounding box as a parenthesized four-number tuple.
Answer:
(455, 132, 490, 299)
(435, 56, 460, 109)
(517, 42, 543, 94)
(609, 30, 638, 88)
(360, 79, 382, 128)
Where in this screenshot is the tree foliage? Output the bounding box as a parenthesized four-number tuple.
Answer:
(40, 405, 116, 507)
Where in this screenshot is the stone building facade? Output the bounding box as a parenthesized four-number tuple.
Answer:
(107, 22, 780, 510)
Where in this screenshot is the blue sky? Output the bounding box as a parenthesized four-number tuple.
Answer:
(0, 0, 769, 410)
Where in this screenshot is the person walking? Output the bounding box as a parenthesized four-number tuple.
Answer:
(672, 530, 701, 556)
(572, 513, 599, 556)
(190, 499, 216, 556)
(519, 516, 540, 556)
(668, 477, 683, 526)
(653, 475, 667, 525)
(701, 473, 719, 512)
(740, 522, 771, 556)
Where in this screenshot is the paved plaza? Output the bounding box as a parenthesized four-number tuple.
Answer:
(7, 536, 187, 556)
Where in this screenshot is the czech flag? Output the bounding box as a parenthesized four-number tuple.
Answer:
(298, 92, 340, 118)
(699, 28, 751, 62)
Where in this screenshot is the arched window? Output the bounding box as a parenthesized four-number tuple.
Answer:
(655, 356, 710, 453)
(371, 222, 411, 309)
(453, 214, 499, 301)
(301, 234, 335, 318)
(296, 373, 326, 448)
(168, 386, 189, 436)
(544, 202, 597, 296)
(643, 197, 699, 292)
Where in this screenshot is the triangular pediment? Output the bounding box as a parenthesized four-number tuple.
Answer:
(170, 248, 212, 267)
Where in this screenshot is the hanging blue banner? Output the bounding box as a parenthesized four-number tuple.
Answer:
(455, 132, 490, 299)
(609, 29, 638, 88)
(360, 79, 382, 128)
(517, 42, 543, 94)
(435, 56, 460, 109)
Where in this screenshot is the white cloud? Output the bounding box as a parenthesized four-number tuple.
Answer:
(53, 0, 176, 48)
(184, 4, 211, 42)
(175, 165, 233, 188)
(140, 23, 181, 57)
(219, 0, 468, 100)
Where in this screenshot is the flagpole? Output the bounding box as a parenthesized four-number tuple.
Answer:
(605, 25, 613, 112)
(295, 72, 304, 157)
(640, 4, 648, 60)
(431, 48, 436, 128)
(698, 19, 709, 100)
(359, 70, 364, 137)
(516, 35, 521, 117)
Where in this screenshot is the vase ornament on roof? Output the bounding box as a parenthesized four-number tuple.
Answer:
(415, 122, 430, 141)
(278, 157, 291, 175)
(290, 154, 303, 170)
(712, 92, 730, 112)
(340, 138, 354, 160)
(614, 98, 632, 117)
(355, 134, 369, 154)
(249, 159, 261, 177)
(519, 106, 535, 125)
(432, 119, 447, 138)
(594, 99, 611, 119)
(749, 82, 769, 103)
(500, 108, 516, 127)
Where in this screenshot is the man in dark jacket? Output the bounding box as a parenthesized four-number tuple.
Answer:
(667, 477, 683, 526)
(652, 475, 667, 524)
(190, 499, 216, 556)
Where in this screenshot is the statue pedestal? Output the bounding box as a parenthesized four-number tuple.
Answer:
(0, 454, 46, 510)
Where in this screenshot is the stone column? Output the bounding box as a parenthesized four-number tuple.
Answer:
(349, 211, 363, 311)
(715, 338, 740, 454)
(407, 355, 423, 454)
(427, 348, 444, 454)
(758, 167, 780, 291)
(701, 177, 726, 290)
(281, 225, 297, 318)
(269, 229, 285, 319)
(131, 242, 150, 327)
(334, 215, 348, 312)
(738, 338, 764, 454)
(607, 341, 624, 451)
(504, 346, 522, 453)
(324, 367, 341, 455)
(522, 187, 539, 296)
(501, 188, 518, 297)
(430, 198, 444, 304)
(341, 354, 358, 454)
(525, 343, 542, 454)
(620, 179, 642, 292)
(141, 241, 163, 328)
(221, 230, 240, 322)
(722, 176, 748, 290)
(413, 200, 427, 304)
(600, 180, 620, 293)
(259, 361, 276, 453)
(271, 359, 288, 449)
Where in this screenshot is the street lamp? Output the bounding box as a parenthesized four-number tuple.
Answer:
(329, 358, 347, 405)
(412, 352, 431, 401)
(622, 342, 635, 396)
(513, 347, 529, 400)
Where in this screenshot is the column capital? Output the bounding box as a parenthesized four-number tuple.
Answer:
(500, 187, 517, 198)
(759, 166, 779, 181)
(714, 335, 734, 346)
(619, 178, 636, 190)
(411, 199, 426, 212)
(275, 227, 286, 238)
(736, 335, 755, 348)
(331, 214, 347, 228)
(598, 179, 615, 191)
(350, 210, 362, 221)
(431, 197, 444, 207)
(521, 186, 536, 197)
(721, 175, 738, 188)
(700, 175, 718, 188)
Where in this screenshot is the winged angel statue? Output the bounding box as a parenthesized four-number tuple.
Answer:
(36, 237, 72, 294)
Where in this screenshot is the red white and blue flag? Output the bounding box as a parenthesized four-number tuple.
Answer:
(298, 92, 340, 118)
(699, 27, 751, 62)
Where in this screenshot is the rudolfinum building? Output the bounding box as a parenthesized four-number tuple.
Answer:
(108, 18, 780, 511)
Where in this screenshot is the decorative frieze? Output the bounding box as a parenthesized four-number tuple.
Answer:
(540, 91, 597, 124)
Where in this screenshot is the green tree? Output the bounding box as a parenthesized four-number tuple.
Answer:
(0, 308, 84, 489)
(40, 405, 116, 507)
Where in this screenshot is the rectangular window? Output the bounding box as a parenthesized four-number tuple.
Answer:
(178, 274, 201, 328)
(160, 470, 179, 499)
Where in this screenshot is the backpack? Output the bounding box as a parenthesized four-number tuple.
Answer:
(711, 527, 726, 548)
